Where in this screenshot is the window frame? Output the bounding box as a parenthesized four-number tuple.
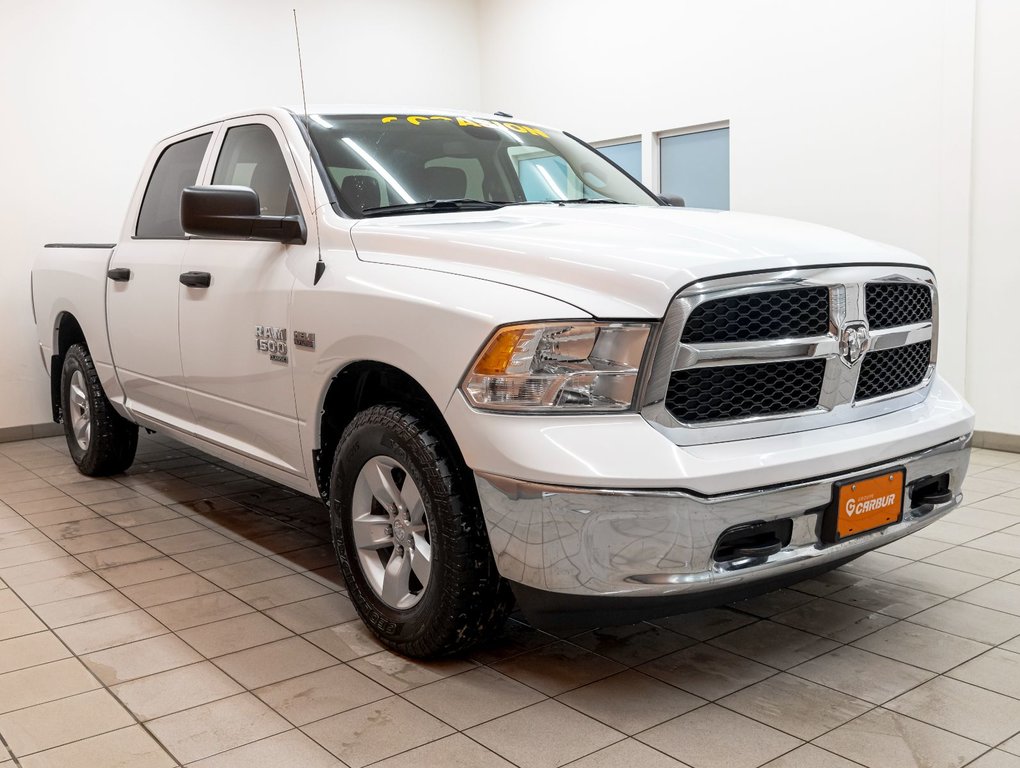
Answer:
(654, 120, 730, 141)
(197, 114, 308, 237)
(211, 123, 302, 218)
(133, 128, 217, 241)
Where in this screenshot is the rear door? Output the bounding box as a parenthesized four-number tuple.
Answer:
(107, 128, 216, 426)
(177, 116, 309, 476)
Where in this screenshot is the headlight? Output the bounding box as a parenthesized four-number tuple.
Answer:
(462, 322, 652, 412)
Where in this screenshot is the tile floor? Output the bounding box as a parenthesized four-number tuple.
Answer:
(1, 434, 1019, 768)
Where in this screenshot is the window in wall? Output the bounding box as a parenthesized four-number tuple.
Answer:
(212, 124, 299, 216)
(596, 140, 642, 182)
(135, 133, 211, 238)
(659, 127, 729, 210)
(508, 146, 615, 201)
(513, 148, 571, 200)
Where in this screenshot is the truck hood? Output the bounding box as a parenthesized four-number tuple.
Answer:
(349, 205, 926, 318)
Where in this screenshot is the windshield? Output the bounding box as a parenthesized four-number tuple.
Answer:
(303, 114, 660, 217)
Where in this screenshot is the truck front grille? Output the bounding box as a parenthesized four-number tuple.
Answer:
(866, 282, 933, 329)
(666, 359, 826, 423)
(646, 267, 938, 442)
(681, 287, 829, 343)
(855, 341, 932, 401)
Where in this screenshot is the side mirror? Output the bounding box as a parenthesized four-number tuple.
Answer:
(658, 194, 686, 207)
(181, 185, 307, 244)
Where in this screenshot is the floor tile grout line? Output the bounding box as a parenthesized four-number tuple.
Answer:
(133, 576, 347, 638)
(769, 739, 872, 768)
(788, 633, 1020, 753)
(804, 703, 1011, 755)
(706, 602, 941, 660)
(471, 641, 807, 757)
(53, 507, 324, 588)
(180, 727, 353, 768)
(238, 646, 614, 758)
(4, 507, 207, 657)
(306, 691, 537, 768)
(849, 563, 999, 607)
(962, 747, 1004, 767)
(777, 641, 1020, 711)
(705, 644, 1015, 746)
(93, 547, 372, 719)
(899, 597, 1020, 645)
(101, 489, 332, 555)
(0, 728, 25, 768)
(0, 583, 184, 767)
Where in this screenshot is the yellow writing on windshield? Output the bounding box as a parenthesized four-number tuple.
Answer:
(380, 115, 548, 138)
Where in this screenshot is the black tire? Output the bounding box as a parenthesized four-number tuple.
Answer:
(330, 405, 513, 657)
(60, 343, 138, 476)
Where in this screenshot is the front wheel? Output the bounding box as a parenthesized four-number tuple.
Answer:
(60, 343, 138, 476)
(330, 405, 512, 657)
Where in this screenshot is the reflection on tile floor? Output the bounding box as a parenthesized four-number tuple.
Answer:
(1, 433, 1020, 767)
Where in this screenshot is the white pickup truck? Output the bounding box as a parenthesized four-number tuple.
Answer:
(32, 106, 974, 657)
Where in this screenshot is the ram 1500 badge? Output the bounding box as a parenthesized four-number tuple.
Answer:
(32, 107, 974, 657)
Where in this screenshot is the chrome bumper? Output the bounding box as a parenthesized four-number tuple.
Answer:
(475, 434, 971, 600)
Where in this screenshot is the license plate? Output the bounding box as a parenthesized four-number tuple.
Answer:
(825, 468, 905, 542)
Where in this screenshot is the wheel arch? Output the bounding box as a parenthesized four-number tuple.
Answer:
(313, 360, 465, 502)
(50, 312, 87, 422)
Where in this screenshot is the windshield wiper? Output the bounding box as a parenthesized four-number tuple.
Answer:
(361, 199, 508, 217)
(553, 198, 626, 204)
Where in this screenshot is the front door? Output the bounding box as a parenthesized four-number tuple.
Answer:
(178, 117, 309, 477)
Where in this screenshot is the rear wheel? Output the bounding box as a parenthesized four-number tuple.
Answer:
(60, 344, 138, 476)
(330, 405, 512, 657)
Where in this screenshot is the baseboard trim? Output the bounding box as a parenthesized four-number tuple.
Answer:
(0, 423, 63, 444)
(972, 430, 1020, 454)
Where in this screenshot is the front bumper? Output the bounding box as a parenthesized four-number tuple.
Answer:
(475, 433, 971, 624)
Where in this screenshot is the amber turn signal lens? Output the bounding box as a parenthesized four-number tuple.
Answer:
(473, 327, 525, 375)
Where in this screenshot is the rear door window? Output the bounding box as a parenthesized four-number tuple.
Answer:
(135, 133, 212, 238)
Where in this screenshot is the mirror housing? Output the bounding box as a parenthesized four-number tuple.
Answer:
(181, 185, 307, 244)
(657, 194, 686, 207)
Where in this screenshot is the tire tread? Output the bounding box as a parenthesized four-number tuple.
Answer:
(61, 344, 138, 476)
(331, 405, 512, 657)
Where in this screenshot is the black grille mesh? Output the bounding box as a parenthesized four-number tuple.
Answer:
(665, 359, 826, 423)
(681, 287, 830, 344)
(855, 341, 931, 401)
(865, 283, 932, 329)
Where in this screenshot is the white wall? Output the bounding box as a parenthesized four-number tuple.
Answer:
(0, 0, 481, 430)
(968, 0, 1020, 436)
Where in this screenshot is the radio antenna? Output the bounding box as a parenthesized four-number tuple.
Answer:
(293, 9, 326, 285)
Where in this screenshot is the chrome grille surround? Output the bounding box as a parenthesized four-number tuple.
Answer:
(641, 265, 938, 446)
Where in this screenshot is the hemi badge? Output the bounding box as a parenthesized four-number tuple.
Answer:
(294, 331, 316, 349)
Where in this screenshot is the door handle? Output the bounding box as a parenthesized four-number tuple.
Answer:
(179, 271, 211, 288)
(107, 268, 131, 282)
